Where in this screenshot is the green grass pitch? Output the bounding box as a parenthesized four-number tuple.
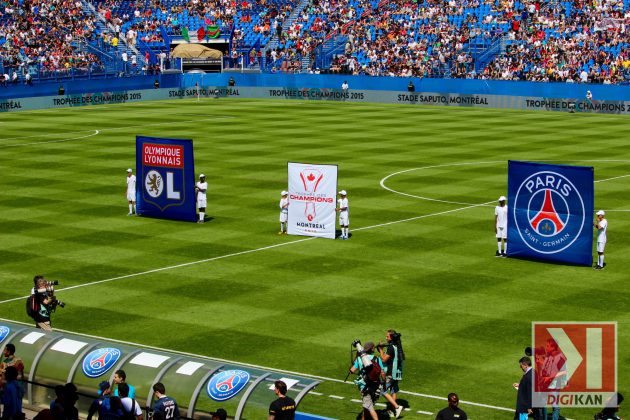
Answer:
(0, 98, 628, 419)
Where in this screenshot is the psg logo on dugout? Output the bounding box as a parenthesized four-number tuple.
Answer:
(82, 347, 122, 378)
(206, 370, 250, 401)
(0, 326, 10, 343)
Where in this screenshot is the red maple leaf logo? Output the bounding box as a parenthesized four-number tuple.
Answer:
(307, 173, 315, 181)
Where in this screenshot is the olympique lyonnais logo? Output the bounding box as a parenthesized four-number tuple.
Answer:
(142, 144, 184, 168)
(513, 171, 585, 254)
(290, 169, 333, 222)
(0, 326, 9, 343)
(206, 370, 250, 401)
(145, 170, 164, 198)
(533, 322, 617, 407)
(82, 348, 122, 378)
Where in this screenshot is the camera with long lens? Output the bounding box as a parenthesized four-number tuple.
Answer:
(35, 280, 59, 295)
(35, 280, 65, 310)
(350, 339, 382, 395)
(352, 339, 373, 367)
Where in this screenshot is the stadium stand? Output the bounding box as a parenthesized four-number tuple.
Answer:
(2, 0, 629, 83)
(0, 0, 104, 82)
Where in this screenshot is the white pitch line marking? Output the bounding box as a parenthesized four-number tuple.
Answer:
(350, 399, 362, 403)
(0, 130, 100, 148)
(595, 174, 630, 183)
(380, 160, 630, 210)
(0, 317, 517, 412)
(380, 161, 505, 206)
(310, 391, 323, 396)
(329, 395, 344, 400)
(0, 116, 232, 141)
(0, 236, 316, 304)
(0, 200, 490, 306)
(416, 410, 433, 415)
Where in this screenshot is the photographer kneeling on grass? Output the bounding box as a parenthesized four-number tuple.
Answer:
(379, 329, 405, 418)
(349, 341, 384, 420)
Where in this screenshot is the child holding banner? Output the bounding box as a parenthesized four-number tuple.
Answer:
(337, 190, 349, 240)
(593, 210, 607, 270)
(495, 196, 508, 256)
(126, 169, 136, 216)
(196, 174, 207, 223)
(279, 191, 289, 234)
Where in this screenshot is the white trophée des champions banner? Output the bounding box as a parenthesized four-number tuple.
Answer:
(287, 162, 338, 239)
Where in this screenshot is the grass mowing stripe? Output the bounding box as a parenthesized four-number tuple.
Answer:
(1, 99, 628, 419)
(0, 316, 515, 413)
(0, 201, 489, 304)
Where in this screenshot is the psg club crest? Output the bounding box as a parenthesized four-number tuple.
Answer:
(513, 170, 585, 254)
(82, 348, 122, 378)
(206, 370, 250, 401)
(508, 161, 594, 265)
(0, 326, 10, 343)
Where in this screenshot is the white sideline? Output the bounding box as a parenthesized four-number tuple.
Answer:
(0, 316, 515, 413)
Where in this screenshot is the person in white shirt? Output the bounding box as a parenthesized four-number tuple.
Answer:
(586, 90, 593, 101)
(279, 191, 289, 234)
(593, 210, 607, 270)
(118, 383, 142, 420)
(495, 196, 508, 256)
(126, 168, 136, 215)
(337, 190, 350, 240)
(341, 80, 349, 93)
(195, 174, 207, 223)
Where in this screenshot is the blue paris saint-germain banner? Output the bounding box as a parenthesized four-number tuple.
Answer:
(507, 161, 594, 265)
(136, 136, 197, 222)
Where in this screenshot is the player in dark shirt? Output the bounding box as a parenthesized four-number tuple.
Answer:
(435, 393, 468, 420)
(268, 380, 296, 420)
(152, 383, 180, 420)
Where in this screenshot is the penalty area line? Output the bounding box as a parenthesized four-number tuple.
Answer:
(0, 316, 515, 413)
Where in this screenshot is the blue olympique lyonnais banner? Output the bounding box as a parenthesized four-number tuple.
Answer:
(136, 136, 197, 222)
(507, 161, 594, 266)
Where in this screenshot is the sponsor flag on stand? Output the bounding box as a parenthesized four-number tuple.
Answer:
(197, 27, 206, 42)
(182, 27, 190, 42)
(136, 136, 197, 222)
(507, 160, 594, 265)
(287, 162, 338, 239)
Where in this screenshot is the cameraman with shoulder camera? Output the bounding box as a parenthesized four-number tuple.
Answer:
(349, 341, 383, 420)
(26, 275, 62, 331)
(379, 329, 405, 418)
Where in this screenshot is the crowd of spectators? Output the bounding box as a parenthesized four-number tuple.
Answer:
(2, 0, 630, 84)
(285, 0, 630, 83)
(0, 0, 103, 81)
(480, 0, 630, 83)
(290, 0, 487, 77)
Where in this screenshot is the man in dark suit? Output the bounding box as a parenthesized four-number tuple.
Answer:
(513, 356, 534, 420)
